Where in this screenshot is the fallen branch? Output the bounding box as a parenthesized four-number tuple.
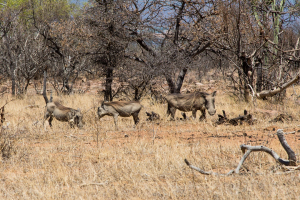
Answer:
(269, 114, 293, 123)
(215, 110, 253, 126)
(185, 129, 298, 176)
(146, 111, 160, 121)
(80, 182, 107, 188)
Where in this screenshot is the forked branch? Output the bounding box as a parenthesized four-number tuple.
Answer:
(185, 129, 298, 176)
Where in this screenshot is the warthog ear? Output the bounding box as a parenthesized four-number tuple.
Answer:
(68, 110, 76, 118)
(212, 91, 217, 97)
(77, 108, 81, 112)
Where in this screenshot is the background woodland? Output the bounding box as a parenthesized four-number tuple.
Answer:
(1, 0, 300, 101)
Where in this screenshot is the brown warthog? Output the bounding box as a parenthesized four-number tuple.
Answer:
(45, 101, 84, 128)
(165, 91, 217, 121)
(97, 101, 142, 130)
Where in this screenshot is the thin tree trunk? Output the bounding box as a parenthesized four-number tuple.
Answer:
(24, 78, 30, 93)
(11, 73, 15, 96)
(104, 67, 113, 101)
(174, 1, 185, 44)
(9, 60, 16, 96)
(165, 75, 176, 94)
(42, 69, 49, 104)
(272, 0, 285, 56)
(256, 60, 263, 92)
(174, 68, 187, 93)
(165, 67, 188, 94)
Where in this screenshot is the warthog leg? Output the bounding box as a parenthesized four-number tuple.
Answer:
(49, 115, 54, 127)
(44, 111, 53, 127)
(199, 108, 206, 121)
(192, 109, 197, 119)
(113, 114, 119, 130)
(168, 106, 176, 121)
(132, 112, 140, 127)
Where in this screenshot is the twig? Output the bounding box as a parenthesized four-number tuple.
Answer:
(80, 182, 107, 188)
(64, 135, 78, 139)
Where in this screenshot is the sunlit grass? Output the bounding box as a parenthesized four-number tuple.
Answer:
(0, 84, 299, 199)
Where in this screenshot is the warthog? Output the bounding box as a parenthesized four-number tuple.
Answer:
(45, 101, 84, 128)
(97, 101, 142, 130)
(165, 91, 217, 121)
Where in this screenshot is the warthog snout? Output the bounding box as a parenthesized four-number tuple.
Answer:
(208, 109, 216, 116)
(97, 107, 103, 118)
(73, 110, 84, 128)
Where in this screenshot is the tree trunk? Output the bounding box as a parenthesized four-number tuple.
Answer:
(272, 0, 285, 56)
(9, 61, 16, 96)
(42, 69, 49, 104)
(104, 67, 113, 101)
(174, 68, 187, 93)
(11, 73, 15, 96)
(256, 61, 263, 92)
(165, 68, 187, 94)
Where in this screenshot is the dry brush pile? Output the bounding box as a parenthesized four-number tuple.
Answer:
(0, 87, 299, 199)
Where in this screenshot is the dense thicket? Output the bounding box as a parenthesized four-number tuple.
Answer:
(1, 0, 300, 101)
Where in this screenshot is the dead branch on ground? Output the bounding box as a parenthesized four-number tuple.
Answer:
(269, 114, 294, 123)
(146, 111, 160, 121)
(215, 110, 254, 126)
(185, 129, 298, 176)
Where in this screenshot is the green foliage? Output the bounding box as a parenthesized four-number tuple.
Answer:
(0, 0, 74, 25)
(31, 0, 73, 22)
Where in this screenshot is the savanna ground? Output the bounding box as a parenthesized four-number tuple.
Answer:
(0, 76, 300, 199)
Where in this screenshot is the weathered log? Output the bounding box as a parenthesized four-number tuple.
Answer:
(215, 110, 228, 125)
(269, 114, 293, 123)
(185, 129, 298, 176)
(277, 129, 297, 166)
(215, 110, 253, 126)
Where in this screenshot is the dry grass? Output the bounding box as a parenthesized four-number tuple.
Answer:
(0, 86, 300, 199)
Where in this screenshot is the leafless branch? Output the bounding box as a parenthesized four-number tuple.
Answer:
(185, 129, 298, 176)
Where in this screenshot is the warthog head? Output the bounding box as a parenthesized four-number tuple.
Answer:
(69, 109, 84, 128)
(205, 91, 217, 116)
(97, 102, 109, 119)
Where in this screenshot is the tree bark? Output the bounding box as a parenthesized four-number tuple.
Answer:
(42, 69, 49, 104)
(272, 0, 286, 56)
(104, 67, 113, 101)
(174, 68, 187, 93)
(277, 129, 297, 166)
(174, 1, 185, 44)
(165, 67, 187, 94)
(11, 71, 16, 96)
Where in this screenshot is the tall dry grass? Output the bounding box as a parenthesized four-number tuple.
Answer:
(0, 86, 299, 199)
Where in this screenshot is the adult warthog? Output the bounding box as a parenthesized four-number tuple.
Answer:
(97, 101, 142, 130)
(45, 101, 84, 128)
(165, 91, 217, 121)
